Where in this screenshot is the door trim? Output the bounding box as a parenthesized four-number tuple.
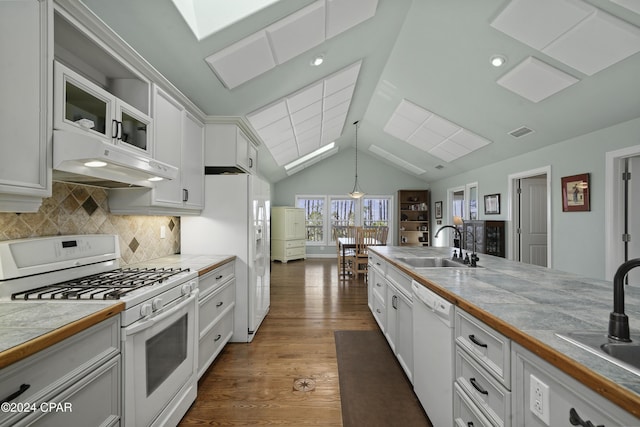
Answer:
(507, 166, 552, 266)
(605, 145, 640, 280)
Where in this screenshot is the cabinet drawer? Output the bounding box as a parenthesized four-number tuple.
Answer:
(199, 280, 235, 336)
(386, 265, 412, 299)
(456, 346, 511, 427)
(199, 261, 235, 297)
(284, 239, 305, 249)
(372, 290, 386, 331)
(455, 309, 510, 386)
(369, 253, 387, 275)
(0, 316, 120, 426)
(16, 355, 120, 427)
(198, 309, 234, 378)
(285, 246, 305, 257)
(454, 383, 494, 427)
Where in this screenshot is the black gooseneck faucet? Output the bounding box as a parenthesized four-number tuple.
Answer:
(434, 225, 462, 249)
(608, 258, 640, 342)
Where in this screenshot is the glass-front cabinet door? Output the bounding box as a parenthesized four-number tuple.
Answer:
(54, 61, 152, 155)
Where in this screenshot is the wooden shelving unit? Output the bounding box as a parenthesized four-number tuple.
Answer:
(398, 189, 430, 246)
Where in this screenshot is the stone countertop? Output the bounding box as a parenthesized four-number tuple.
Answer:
(125, 254, 235, 277)
(0, 302, 123, 369)
(370, 245, 640, 419)
(0, 254, 234, 370)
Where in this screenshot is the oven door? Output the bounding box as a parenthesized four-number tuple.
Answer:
(123, 290, 198, 427)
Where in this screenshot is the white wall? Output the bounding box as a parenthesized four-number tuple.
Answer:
(428, 116, 640, 280)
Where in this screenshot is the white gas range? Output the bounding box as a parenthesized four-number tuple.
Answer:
(0, 234, 199, 427)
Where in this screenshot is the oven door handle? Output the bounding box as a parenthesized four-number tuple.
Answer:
(124, 291, 198, 336)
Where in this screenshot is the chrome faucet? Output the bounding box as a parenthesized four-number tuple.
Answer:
(434, 225, 462, 249)
(609, 258, 640, 342)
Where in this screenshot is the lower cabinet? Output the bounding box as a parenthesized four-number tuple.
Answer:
(385, 280, 413, 382)
(454, 309, 511, 427)
(368, 255, 413, 383)
(512, 342, 640, 427)
(197, 262, 235, 379)
(0, 316, 121, 427)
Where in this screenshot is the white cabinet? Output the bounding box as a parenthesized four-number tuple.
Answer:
(205, 123, 258, 174)
(182, 111, 204, 209)
(367, 256, 413, 380)
(512, 342, 640, 427)
(271, 207, 306, 263)
(454, 309, 511, 427)
(197, 262, 235, 379)
(54, 61, 152, 157)
(384, 269, 413, 382)
(108, 87, 204, 214)
(0, 0, 51, 212)
(0, 316, 121, 427)
(368, 253, 387, 330)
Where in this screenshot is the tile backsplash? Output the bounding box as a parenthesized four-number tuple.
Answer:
(0, 182, 180, 265)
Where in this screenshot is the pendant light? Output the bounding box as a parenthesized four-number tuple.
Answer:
(349, 120, 365, 199)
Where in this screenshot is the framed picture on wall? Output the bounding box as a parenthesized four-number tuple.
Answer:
(562, 173, 590, 212)
(435, 201, 443, 219)
(484, 193, 500, 215)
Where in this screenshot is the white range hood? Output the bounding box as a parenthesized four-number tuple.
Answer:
(53, 130, 179, 188)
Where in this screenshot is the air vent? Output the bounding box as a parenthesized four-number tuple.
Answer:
(435, 165, 444, 169)
(509, 126, 535, 138)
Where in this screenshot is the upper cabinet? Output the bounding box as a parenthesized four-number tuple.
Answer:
(205, 123, 258, 174)
(53, 61, 152, 156)
(0, 0, 52, 212)
(108, 86, 204, 214)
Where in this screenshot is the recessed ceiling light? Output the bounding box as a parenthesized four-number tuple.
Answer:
(310, 54, 324, 66)
(490, 55, 507, 67)
(84, 160, 107, 168)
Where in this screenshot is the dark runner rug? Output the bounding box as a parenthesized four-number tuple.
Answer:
(334, 330, 432, 427)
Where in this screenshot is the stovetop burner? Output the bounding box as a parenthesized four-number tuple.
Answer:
(11, 267, 190, 301)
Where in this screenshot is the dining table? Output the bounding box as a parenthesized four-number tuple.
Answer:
(337, 236, 384, 279)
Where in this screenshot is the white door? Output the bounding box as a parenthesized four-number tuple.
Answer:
(518, 176, 548, 267)
(625, 157, 640, 282)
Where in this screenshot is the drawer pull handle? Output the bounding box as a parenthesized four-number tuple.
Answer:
(470, 377, 488, 395)
(214, 334, 222, 342)
(376, 308, 382, 314)
(469, 334, 488, 348)
(467, 423, 474, 427)
(1, 384, 30, 404)
(216, 301, 224, 307)
(569, 408, 604, 427)
(376, 282, 382, 287)
(216, 275, 223, 280)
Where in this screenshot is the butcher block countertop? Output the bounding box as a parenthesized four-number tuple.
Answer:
(0, 254, 235, 370)
(370, 245, 640, 419)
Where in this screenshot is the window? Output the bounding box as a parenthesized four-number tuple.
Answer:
(296, 195, 392, 245)
(296, 197, 325, 244)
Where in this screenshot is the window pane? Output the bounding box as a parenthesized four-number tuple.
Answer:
(330, 198, 355, 239)
(296, 198, 324, 242)
(363, 197, 390, 228)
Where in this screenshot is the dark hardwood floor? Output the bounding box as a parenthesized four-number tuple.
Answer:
(179, 258, 378, 426)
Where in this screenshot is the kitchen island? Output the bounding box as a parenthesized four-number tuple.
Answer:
(369, 245, 640, 423)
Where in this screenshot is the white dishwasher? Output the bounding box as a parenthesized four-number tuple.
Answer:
(412, 280, 455, 427)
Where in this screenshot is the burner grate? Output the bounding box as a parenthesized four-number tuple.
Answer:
(11, 267, 190, 301)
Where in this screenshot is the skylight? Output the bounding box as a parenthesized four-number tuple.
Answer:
(171, 0, 281, 41)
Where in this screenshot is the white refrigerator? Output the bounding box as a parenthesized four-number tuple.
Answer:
(181, 174, 270, 342)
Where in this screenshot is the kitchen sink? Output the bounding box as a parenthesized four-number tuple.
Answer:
(395, 257, 467, 268)
(556, 331, 640, 376)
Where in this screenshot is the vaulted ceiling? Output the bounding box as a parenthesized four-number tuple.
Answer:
(82, 0, 640, 183)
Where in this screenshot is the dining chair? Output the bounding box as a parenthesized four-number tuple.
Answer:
(352, 227, 376, 280)
(335, 225, 357, 280)
(375, 226, 389, 246)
